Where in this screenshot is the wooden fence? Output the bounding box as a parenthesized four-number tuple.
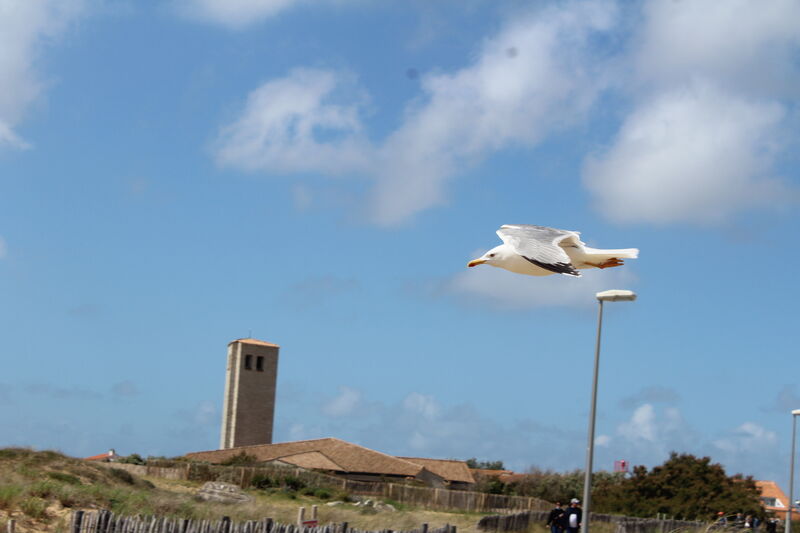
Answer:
(69, 510, 459, 533)
(476, 510, 705, 533)
(104, 463, 548, 514)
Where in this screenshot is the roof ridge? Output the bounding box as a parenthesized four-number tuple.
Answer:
(337, 441, 423, 472)
(186, 437, 340, 456)
(277, 450, 345, 471)
(400, 456, 468, 463)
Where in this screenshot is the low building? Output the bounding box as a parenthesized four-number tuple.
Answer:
(399, 457, 475, 490)
(756, 480, 791, 520)
(84, 449, 119, 462)
(186, 437, 474, 489)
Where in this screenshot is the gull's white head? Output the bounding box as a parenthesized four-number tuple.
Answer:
(467, 244, 513, 268)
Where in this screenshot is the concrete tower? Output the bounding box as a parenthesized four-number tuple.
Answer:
(219, 338, 279, 449)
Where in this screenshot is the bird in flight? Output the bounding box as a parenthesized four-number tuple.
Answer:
(467, 224, 638, 277)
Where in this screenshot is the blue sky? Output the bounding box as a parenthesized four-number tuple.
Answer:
(2, 0, 800, 492)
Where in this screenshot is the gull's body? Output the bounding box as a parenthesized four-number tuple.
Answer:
(468, 225, 638, 277)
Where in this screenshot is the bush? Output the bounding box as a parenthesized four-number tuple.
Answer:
(281, 476, 305, 491)
(108, 468, 135, 485)
(20, 496, 48, 519)
(28, 481, 59, 499)
(251, 474, 274, 490)
(119, 454, 145, 465)
(47, 472, 82, 485)
(314, 488, 332, 500)
(0, 485, 23, 509)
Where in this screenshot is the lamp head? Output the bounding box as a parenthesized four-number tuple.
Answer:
(792, 409, 800, 416)
(596, 289, 637, 302)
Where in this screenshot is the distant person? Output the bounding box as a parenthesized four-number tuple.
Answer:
(565, 498, 582, 533)
(716, 512, 728, 525)
(546, 501, 565, 533)
(765, 519, 777, 533)
(744, 516, 754, 529)
(735, 513, 745, 528)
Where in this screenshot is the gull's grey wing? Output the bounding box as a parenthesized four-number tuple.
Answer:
(497, 224, 581, 276)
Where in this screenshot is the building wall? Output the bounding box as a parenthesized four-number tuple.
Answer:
(219, 340, 279, 449)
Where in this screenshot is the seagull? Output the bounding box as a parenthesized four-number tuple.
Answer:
(467, 224, 638, 277)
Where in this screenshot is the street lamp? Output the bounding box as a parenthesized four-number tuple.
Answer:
(788, 408, 800, 533)
(582, 289, 637, 533)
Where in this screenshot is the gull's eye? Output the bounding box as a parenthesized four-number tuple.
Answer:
(488, 253, 495, 258)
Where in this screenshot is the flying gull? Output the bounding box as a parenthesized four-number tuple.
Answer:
(467, 224, 638, 277)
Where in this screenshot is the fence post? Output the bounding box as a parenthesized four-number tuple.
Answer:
(6, 519, 15, 533)
(340, 522, 348, 533)
(298, 507, 306, 527)
(72, 510, 84, 533)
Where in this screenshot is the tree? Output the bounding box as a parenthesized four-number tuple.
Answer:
(592, 452, 763, 520)
(466, 458, 505, 470)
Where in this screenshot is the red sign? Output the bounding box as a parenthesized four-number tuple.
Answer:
(302, 520, 318, 527)
(614, 460, 628, 472)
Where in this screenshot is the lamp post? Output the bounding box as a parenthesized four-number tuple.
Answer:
(788, 409, 800, 533)
(582, 289, 637, 533)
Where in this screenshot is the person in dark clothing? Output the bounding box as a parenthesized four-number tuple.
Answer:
(565, 498, 582, 533)
(765, 519, 777, 533)
(546, 502, 565, 533)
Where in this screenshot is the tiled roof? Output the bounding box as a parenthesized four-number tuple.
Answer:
(230, 338, 280, 348)
(275, 451, 344, 471)
(84, 452, 114, 461)
(756, 480, 788, 509)
(186, 438, 424, 477)
(399, 457, 475, 484)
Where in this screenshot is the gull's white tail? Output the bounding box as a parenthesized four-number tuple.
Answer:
(585, 247, 638, 259)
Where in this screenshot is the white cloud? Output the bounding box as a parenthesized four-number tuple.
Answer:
(584, 0, 800, 225)
(173, 0, 302, 28)
(0, 0, 85, 149)
(713, 422, 777, 454)
(215, 68, 372, 176)
(633, 0, 800, 96)
(323, 386, 362, 417)
(618, 403, 657, 442)
(595, 434, 611, 447)
(211, 0, 800, 227)
(584, 82, 791, 224)
(403, 392, 439, 421)
(368, 0, 617, 225)
(448, 262, 636, 310)
(214, 1, 619, 225)
(615, 403, 691, 457)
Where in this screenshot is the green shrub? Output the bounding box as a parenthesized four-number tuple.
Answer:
(314, 488, 332, 500)
(0, 485, 23, 509)
(221, 453, 259, 466)
(48, 471, 82, 485)
(251, 474, 274, 490)
(119, 454, 145, 465)
(281, 475, 305, 491)
(0, 448, 28, 461)
(20, 496, 48, 519)
(108, 468, 135, 485)
(28, 480, 59, 499)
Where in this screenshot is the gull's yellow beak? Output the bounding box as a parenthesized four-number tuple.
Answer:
(467, 258, 486, 268)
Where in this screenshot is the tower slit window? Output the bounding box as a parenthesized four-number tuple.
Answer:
(256, 356, 264, 371)
(244, 354, 253, 370)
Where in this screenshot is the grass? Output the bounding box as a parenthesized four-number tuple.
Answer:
(0, 448, 494, 533)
